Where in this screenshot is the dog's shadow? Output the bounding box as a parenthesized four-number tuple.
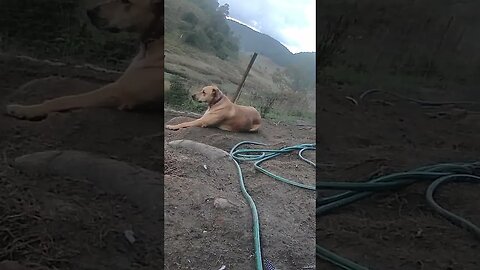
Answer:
(4, 76, 100, 106)
(165, 116, 275, 152)
(3, 76, 162, 117)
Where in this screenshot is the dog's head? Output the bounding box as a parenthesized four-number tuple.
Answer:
(192, 85, 223, 104)
(86, 0, 163, 34)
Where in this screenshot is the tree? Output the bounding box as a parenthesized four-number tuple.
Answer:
(217, 3, 229, 17)
(182, 12, 199, 25)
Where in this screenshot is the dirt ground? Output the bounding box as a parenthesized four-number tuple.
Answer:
(0, 54, 165, 270)
(316, 86, 480, 270)
(0, 51, 479, 270)
(163, 116, 316, 269)
(0, 53, 316, 269)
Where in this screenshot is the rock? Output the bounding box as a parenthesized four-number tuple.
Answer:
(14, 150, 163, 216)
(168, 139, 229, 160)
(213, 198, 232, 209)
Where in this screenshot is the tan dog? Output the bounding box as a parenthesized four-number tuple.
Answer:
(166, 85, 261, 132)
(5, 0, 164, 120)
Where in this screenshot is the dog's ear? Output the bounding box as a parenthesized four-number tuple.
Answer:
(211, 88, 217, 96)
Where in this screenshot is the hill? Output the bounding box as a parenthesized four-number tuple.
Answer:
(226, 19, 315, 92)
(164, 0, 315, 122)
(226, 19, 294, 66)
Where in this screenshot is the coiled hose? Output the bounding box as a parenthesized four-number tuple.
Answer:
(230, 141, 316, 270)
(230, 140, 479, 269)
(316, 161, 480, 270)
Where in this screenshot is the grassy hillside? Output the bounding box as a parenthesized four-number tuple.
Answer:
(164, 0, 315, 123)
(287, 52, 316, 93)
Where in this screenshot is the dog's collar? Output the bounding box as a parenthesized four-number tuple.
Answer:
(209, 94, 224, 107)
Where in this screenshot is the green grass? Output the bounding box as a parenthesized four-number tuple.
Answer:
(165, 75, 315, 124)
(164, 76, 206, 113)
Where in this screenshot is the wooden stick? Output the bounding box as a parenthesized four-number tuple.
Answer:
(233, 52, 258, 103)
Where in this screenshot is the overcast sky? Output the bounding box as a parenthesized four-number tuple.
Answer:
(218, 0, 316, 53)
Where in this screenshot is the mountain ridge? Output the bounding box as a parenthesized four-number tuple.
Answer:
(226, 18, 316, 92)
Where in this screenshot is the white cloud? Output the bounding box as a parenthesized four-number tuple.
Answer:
(219, 0, 316, 53)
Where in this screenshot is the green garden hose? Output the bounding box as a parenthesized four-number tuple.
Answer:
(230, 140, 479, 269)
(316, 161, 480, 269)
(230, 141, 316, 270)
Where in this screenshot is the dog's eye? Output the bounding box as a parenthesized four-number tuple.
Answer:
(202, 91, 205, 94)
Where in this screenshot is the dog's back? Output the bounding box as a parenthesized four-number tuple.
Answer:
(224, 103, 261, 132)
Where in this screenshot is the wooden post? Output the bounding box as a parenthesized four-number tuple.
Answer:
(233, 52, 258, 103)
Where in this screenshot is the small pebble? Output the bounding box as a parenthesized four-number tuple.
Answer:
(124, 230, 136, 244)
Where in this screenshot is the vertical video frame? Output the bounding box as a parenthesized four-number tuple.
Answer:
(164, 0, 316, 269)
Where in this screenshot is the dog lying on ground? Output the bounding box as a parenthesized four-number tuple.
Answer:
(5, 0, 164, 120)
(165, 85, 261, 132)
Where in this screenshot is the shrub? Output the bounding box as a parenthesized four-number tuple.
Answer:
(165, 76, 206, 113)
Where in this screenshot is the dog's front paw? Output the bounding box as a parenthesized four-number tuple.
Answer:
(5, 104, 44, 120)
(165, 124, 180, 130)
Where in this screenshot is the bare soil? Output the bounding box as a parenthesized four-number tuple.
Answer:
(0, 54, 164, 270)
(316, 86, 480, 270)
(164, 116, 316, 270)
(1, 51, 479, 270)
(0, 53, 316, 269)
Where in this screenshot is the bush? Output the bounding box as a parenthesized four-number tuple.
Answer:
(165, 76, 206, 113)
(181, 12, 199, 25)
(184, 32, 209, 49)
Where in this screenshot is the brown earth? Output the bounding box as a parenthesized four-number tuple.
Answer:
(0, 54, 316, 269)
(316, 85, 480, 270)
(163, 116, 316, 269)
(0, 51, 479, 270)
(0, 54, 164, 270)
